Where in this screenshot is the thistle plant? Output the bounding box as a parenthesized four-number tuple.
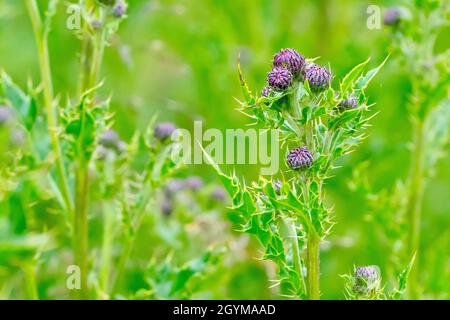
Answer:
(347, 0, 450, 299)
(206, 48, 387, 299)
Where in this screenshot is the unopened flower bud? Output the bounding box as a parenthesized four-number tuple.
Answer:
(261, 86, 271, 97)
(353, 265, 381, 296)
(305, 63, 331, 92)
(0, 106, 13, 126)
(273, 48, 306, 78)
(267, 67, 293, 91)
(161, 197, 173, 216)
(99, 130, 120, 149)
(185, 176, 204, 191)
(212, 187, 226, 201)
(112, 2, 127, 18)
(272, 179, 282, 195)
(338, 96, 358, 111)
(287, 147, 313, 170)
(384, 7, 401, 26)
(154, 122, 176, 142)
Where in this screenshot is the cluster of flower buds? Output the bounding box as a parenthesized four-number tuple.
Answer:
(264, 48, 331, 94)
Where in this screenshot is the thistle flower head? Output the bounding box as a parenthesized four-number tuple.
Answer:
(267, 67, 293, 91)
(99, 130, 120, 149)
(384, 7, 401, 26)
(261, 86, 272, 97)
(353, 265, 381, 296)
(287, 147, 313, 170)
(185, 176, 204, 190)
(0, 106, 13, 126)
(338, 96, 358, 111)
(305, 63, 331, 91)
(154, 122, 176, 141)
(273, 48, 306, 78)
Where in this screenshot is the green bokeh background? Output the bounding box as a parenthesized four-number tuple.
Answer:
(0, 0, 448, 299)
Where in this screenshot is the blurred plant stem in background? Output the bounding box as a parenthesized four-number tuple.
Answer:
(75, 0, 108, 299)
(25, 0, 73, 215)
(405, 118, 425, 298)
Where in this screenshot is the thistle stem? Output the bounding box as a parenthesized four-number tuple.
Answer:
(73, 0, 107, 299)
(25, 0, 73, 215)
(406, 118, 425, 298)
(306, 232, 320, 300)
(23, 264, 39, 300)
(289, 221, 306, 295)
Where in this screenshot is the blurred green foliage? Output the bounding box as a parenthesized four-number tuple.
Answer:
(0, 0, 448, 299)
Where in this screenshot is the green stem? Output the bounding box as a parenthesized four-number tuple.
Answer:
(100, 200, 115, 293)
(406, 118, 425, 298)
(112, 189, 153, 296)
(306, 232, 320, 300)
(25, 0, 73, 215)
(73, 1, 107, 299)
(289, 220, 306, 296)
(23, 264, 39, 300)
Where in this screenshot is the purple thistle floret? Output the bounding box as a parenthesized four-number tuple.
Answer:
(185, 176, 204, 190)
(154, 122, 176, 141)
(0, 106, 12, 126)
(305, 63, 331, 91)
(287, 147, 313, 170)
(338, 96, 358, 111)
(384, 7, 401, 26)
(273, 48, 306, 78)
(99, 130, 120, 149)
(261, 86, 272, 97)
(267, 67, 293, 91)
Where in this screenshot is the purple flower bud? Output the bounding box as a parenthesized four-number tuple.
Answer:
(99, 130, 120, 149)
(273, 48, 306, 78)
(287, 147, 313, 170)
(338, 96, 358, 111)
(161, 197, 173, 216)
(154, 122, 176, 141)
(384, 7, 401, 26)
(0, 106, 13, 126)
(261, 86, 271, 97)
(185, 176, 204, 191)
(212, 186, 226, 201)
(305, 63, 331, 92)
(353, 265, 381, 295)
(267, 67, 293, 91)
(165, 179, 186, 196)
(272, 179, 282, 195)
(91, 19, 102, 30)
(112, 2, 127, 18)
